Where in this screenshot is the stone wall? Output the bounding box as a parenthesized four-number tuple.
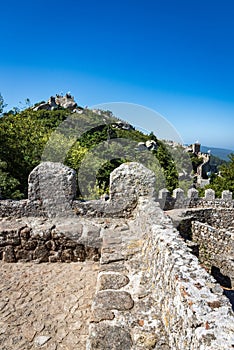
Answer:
(0, 162, 148, 219)
(0, 161, 234, 349)
(88, 195, 234, 349)
(87, 164, 234, 349)
(0, 217, 102, 263)
(130, 198, 234, 349)
(158, 188, 233, 210)
(176, 207, 234, 233)
(191, 221, 234, 287)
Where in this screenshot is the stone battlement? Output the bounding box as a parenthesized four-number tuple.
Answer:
(158, 187, 233, 210)
(0, 162, 233, 349)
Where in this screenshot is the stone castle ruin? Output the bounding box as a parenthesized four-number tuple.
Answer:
(33, 93, 81, 112)
(0, 162, 233, 349)
(186, 142, 216, 187)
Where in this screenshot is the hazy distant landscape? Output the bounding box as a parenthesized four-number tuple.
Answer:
(201, 146, 233, 161)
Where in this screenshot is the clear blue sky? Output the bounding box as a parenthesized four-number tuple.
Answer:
(0, 0, 234, 149)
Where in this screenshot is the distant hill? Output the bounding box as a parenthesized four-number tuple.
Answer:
(0, 106, 179, 199)
(201, 146, 233, 161)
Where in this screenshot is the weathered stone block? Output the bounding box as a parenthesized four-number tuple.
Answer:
(94, 290, 134, 310)
(22, 240, 37, 250)
(19, 226, 31, 240)
(3, 246, 16, 262)
(173, 188, 185, 200)
(109, 162, 156, 204)
(15, 248, 33, 261)
(158, 188, 170, 200)
(73, 245, 86, 261)
(45, 239, 56, 251)
(2, 229, 20, 246)
(91, 307, 115, 322)
(89, 324, 132, 350)
(61, 248, 74, 262)
(85, 246, 100, 261)
(98, 273, 129, 290)
(28, 162, 76, 217)
(222, 190, 232, 201)
(33, 245, 49, 262)
(204, 189, 215, 200)
(187, 188, 199, 199)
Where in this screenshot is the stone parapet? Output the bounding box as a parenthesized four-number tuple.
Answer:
(0, 162, 233, 349)
(0, 217, 102, 263)
(191, 221, 234, 287)
(158, 188, 233, 210)
(131, 197, 234, 349)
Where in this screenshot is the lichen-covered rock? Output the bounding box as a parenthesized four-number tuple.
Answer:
(94, 290, 134, 311)
(89, 324, 132, 350)
(91, 307, 115, 322)
(28, 162, 76, 217)
(98, 273, 129, 290)
(109, 162, 156, 204)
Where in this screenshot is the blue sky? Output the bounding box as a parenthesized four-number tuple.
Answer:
(0, 0, 234, 149)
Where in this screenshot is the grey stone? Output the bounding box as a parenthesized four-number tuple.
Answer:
(33, 245, 49, 262)
(158, 188, 170, 200)
(204, 188, 215, 200)
(94, 290, 134, 310)
(15, 248, 33, 261)
(3, 246, 16, 262)
(28, 162, 77, 217)
(187, 188, 199, 199)
(98, 273, 129, 290)
(89, 325, 132, 350)
(173, 188, 185, 200)
(109, 162, 156, 204)
(91, 307, 115, 322)
(222, 190, 232, 201)
(19, 226, 31, 239)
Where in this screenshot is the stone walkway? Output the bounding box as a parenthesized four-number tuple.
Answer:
(0, 261, 99, 350)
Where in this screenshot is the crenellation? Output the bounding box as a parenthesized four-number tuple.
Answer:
(173, 188, 185, 200)
(158, 187, 233, 210)
(204, 188, 216, 200)
(187, 188, 199, 199)
(0, 161, 233, 349)
(222, 189, 233, 201)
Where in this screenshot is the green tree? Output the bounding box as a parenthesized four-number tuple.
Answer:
(154, 142, 179, 192)
(0, 105, 179, 199)
(0, 93, 7, 115)
(0, 160, 23, 199)
(0, 109, 69, 197)
(204, 154, 234, 197)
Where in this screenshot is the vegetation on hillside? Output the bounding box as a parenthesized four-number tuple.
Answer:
(1, 94, 231, 200)
(203, 154, 234, 197)
(0, 96, 180, 199)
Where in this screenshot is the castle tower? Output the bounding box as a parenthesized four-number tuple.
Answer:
(192, 142, 201, 155)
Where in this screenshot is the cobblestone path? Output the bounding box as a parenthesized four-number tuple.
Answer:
(0, 261, 99, 350)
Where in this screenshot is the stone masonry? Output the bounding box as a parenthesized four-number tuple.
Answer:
(0, 162, 234, 349)
(191, 220, 234, 287)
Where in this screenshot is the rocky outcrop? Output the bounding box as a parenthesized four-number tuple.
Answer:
(137, 140, 158, 151)
(33, 93, 79, 112)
